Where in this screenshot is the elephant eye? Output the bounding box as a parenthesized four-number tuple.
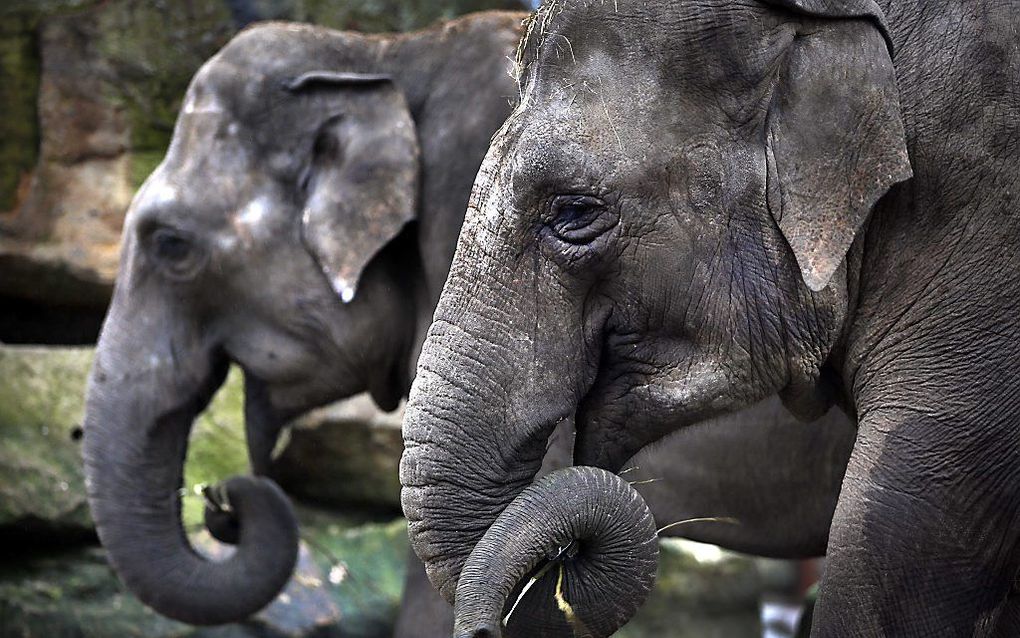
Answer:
(548, 195, 617, 244)
(147, 227, 206, 280)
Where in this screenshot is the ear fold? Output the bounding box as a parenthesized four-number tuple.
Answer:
(762, 1, 912, 291)
(763, 0, 896, 53)
(288, 72, 419, 303)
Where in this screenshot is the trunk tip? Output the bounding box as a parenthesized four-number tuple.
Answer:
(455, 622, 501, 638)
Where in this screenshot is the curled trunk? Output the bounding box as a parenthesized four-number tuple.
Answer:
(454, 467, 659, 638)
(83, 302, 299, 625)
(401, 134, 621, 632)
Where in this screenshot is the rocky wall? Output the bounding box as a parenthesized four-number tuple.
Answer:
(0, 0, 526, 343)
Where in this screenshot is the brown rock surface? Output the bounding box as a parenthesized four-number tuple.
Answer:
(0, 0, 527, 320)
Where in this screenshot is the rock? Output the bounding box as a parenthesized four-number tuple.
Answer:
(0, 346, 95, 535)
(0, 345, 250, 534)
(0, 509, 409, 638)
(0, 1, 238, 311)
(0, 0, 528, 321)
(292, 509, 409, 637)
(0, 343, 412, 634)
(0, 12, 41, 215)
(0, 510, 771, 638)
(293, 0, 527, 32)
(269, 397, 404, 512)
(0, 344, 773, 635)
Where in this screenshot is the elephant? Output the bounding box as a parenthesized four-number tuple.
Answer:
(81, 11, 528, 626)
(82, 6, 858, 633)
(400, 1, 1020, 637)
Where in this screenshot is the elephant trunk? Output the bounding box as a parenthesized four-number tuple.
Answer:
(82, 300, 298, 625)
(400, 312, 563, 603)
(454, 467, 659, 638)
(401, 167, 606, 614)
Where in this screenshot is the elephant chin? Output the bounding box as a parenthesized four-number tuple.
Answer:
(453, 466, 660, 638)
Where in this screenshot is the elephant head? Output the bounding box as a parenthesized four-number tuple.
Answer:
(401, 1, 911, 635)
(83, 25, 423, 624)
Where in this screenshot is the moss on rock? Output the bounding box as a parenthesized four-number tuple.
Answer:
(0, 346, 94, 533)
(181, 367, 249, 528)
(0, 345, 249, 535)
(269, 396, 404, 512)
(0, 344, 415, 635)
(616, 539, 762, 638)
(0, 14, 40, 212)
(0, 0, 528, 305)
(0, 513, 409, 638)
(295, 0, 526, 32)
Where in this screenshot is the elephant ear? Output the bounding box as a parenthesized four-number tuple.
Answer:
(287, 71, 420, 303)
(761, 0, 912, 291)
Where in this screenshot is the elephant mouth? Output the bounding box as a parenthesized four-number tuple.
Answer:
(571, 402, 633, 472)
(240, 373, 295, 476)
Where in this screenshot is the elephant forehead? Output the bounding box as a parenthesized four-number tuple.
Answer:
(181, 83, 228, 116)
(165, 95, 262, 175)
(133, 137, 279, 239)
(523, 0, 793, 118)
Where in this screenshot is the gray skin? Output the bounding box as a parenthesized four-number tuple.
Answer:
(400, 1, 1020, 637)
(81, 12, 527, 626)
(78, 8, 860, 632)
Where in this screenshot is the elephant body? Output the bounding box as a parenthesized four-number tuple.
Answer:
(401, 1, 1020, 637)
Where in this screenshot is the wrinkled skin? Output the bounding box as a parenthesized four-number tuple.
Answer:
(82, 13, 526, 625)
(402, 1, 1020, 636)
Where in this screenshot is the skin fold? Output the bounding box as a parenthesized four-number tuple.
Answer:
(400, 1, 1020, 636)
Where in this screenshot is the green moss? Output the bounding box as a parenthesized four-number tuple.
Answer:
(615, 539, 762, 638)
(295, 0, 525, 33)
(0, 15, 41, 211)
(0, 347, 94, 531)
(181, 367, 249, 528)
(0, 1, 112, 211)
(92, 2, 236, 171)
(0, 0, 524, 213)
(0, 515, 409, 637)
(297, 511, 408, 635)
(0, 547, 208, 637)
(268, 398, 403, 512)
(0, 346, 250, 533)
(129, 150, 165, 190)
(0, 1, 100, 15)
